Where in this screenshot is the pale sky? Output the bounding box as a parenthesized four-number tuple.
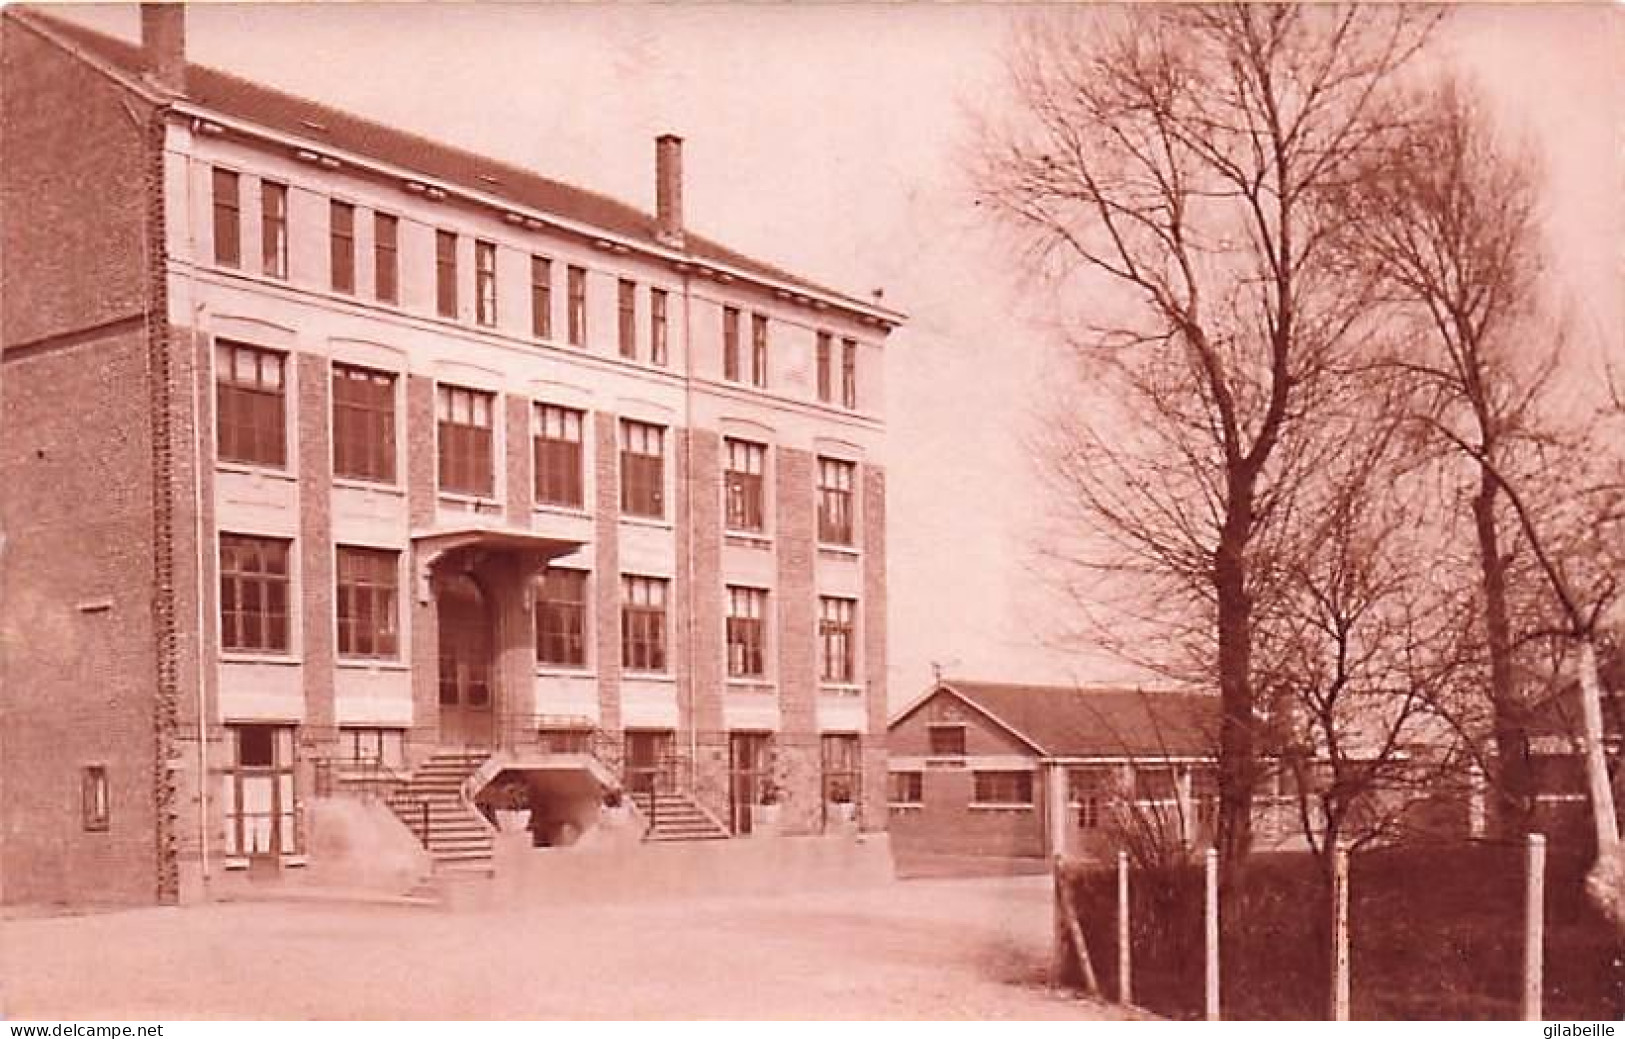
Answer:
(42, 2, 1625, 709)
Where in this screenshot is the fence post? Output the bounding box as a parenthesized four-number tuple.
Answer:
(1332, 842, 1350, 1021)
(1205, 847, 1220, 1021)
(1523, 833, 1546, 1021)
(1118, 849, 1132, 1004)
(1052, 855, 1065, 992)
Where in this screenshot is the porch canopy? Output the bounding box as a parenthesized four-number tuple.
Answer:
(410, 524, 584, 601)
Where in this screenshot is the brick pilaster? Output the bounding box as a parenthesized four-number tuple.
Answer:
(297, 353, 336, 752)
(776, 446, 819, 834)
(861, 464, 889, 833)
(592, 411, 622, 736)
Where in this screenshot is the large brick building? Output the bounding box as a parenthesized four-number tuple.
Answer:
(0, 5, 901, 906)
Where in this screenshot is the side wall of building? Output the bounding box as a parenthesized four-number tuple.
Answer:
(0, 18, 164, 905)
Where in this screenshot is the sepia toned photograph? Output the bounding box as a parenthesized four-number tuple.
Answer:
(0, 0, 1620, 1023)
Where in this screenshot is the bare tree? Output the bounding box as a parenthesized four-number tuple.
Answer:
(976, 4, 1438, 879)
(1347, 74, 1622, 913)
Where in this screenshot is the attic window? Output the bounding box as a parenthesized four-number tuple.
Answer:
(928, 725, 965, 757)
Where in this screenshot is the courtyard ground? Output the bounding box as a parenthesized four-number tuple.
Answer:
(0, 874, 1128, 1020)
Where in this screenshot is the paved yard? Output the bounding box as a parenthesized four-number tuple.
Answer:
(0, 875, 1127, 1020)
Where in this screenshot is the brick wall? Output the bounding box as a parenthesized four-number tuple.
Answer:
(405, 374, 439, 756)
(684, 429, 729, 822)
(591, 411, 621, 737)
(775, 447, 819, 834)
(888, 767, 1046, 859)
(298, 354, 336, 755)
(860, 464, 888, 833)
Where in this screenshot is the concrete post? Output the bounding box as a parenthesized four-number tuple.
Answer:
(1046, 762, 1070, 858)
(1524, 833, 1546, 1021)
(1332, 843, 1350, 1021)
(1118, 849, 1132, 1004)
(1205, 847, 1220, 1021)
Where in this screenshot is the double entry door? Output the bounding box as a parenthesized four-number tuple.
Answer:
(437, 574, 493, 749)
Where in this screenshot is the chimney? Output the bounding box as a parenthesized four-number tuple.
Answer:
(654, 134, 684, 249)
(140, 3, 187, 95)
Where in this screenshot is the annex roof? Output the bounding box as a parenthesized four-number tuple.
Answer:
(18, 9, 902, 326)
(893, 680, 1222, 760)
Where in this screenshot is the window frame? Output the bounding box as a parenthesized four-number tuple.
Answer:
(567, 265, 587, 346)
(330, 362, 397, 485)
(215, 340, 288, 470)
(212, 167, 241, 268)
(650, 288, 669, 366)
(82, 765, 110, 832)
(722, 306, 741, 382)
(927, 724, 966, 758)
(218, 533, 293, 655)
(819, 596, 857, 684)
(619, 419, 666, 520)
(817, 457, 856, 547)
(435, 229, 458, 319)
(435, 384, 496, 498)
(973, 770, 1036, 808)
(224, 724, 299, 856)
(530, 255, 553, 340)
(260, 179, 288, 279)
(750, 313, 769, 388)
(620, 575, 669, 673)
(888, 770, 923, 806)
(617, 279, 637, 359)
(841, 337, 858, 409)
(723, 438, 766, 534)
(329, 200, 355, 295)
(373, 211, 399, 304)
(816, 330, 833, 403)
(726, 585, 768, 679)
(532, 402, 586, 509)
(474, 239, 498, 328)
(334, 545, 400, 660)
(536, 568, 589, 668)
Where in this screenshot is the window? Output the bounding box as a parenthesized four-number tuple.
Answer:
(621, 575, 668, 673)
(212, 168, 241, 267)
(329, 200, 355, 294)
(533, 403, 585, 508)
(722, 306, 741, 381)
(816, 331, 833, 403)
(219, 534, 291, 653)
(619, 420, 665, 519)
(1133, 765, 1179, 805)
(373, 212, 398, 303)
(821, 734, 861, 812)
(536, 568, 588, 667)
(475, 240, 498, 327)
(215, 341, 286, 468)
(974, 770, 1035, 807)
(436, 385, 494, 496)
(618, 279, 637, 359)
(817, 457, 855, 546)
(567, 265, 587, 346)
(224, 725, 297, 856)
(724, 438, 766, 533)
(331, 363, 396, 484)
(650, 289, 669, 366)
(750, 313, 769, 388)
(82, 766, 109, 832)
(841, 337, 858, 409)
(819, 597, 856, 684)
(889, 770, 923, 805)
(928, 724, 966, 757)
(435, 230, 458, 318)
(530, 255, 552, 339)
(1070, 766, 1114, 829)
(726, 586, 767, 678)
(338, 727, 404, 770)
(335, 546, 399, 659)
(261, 180, 288, 279)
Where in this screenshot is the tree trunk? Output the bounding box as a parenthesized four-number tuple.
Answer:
(1215, 500, 1256, 884)
(1578, 637, 1625, 932)
(1473, 469, 1532, 836)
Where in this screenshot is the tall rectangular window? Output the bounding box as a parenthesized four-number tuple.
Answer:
(722, 306, 741, 381)
(436, 384, 494, 496)
(750, 313, 769, 388)
(816, 331, 833, 403)
(212, 168, 241, 267)
(435, 230, 458, 318)
(335, 546, 399, 659)
(533, 403, 585, 508)
(373, 212, 398, 303)
(536, 568, 588, 667)
(329, 200, 355, 294)
(841, 338, 858, 409)
(619, 420, 665, 519)
(530, 255, 553, 339)
(650, 289, 669, 366)
(475, 239, 497, 327)
(821, 734, 861, 811)
(219, 534, 291, 653)
(331, 363, 396, 484)
(82, 766, 110, 832)
(817, 457, 855, 546)
(726, 586, 767, 678)
(621, 575, 668, 673)
(819, 597, 856, 684)
(567, 265, 587, 346)
(215, 340, 287, 468)
(261, 180, 288, 279)
(724, 438, 766, 533)
(618, 279, 637, 359)
(224, 725, 297, 856)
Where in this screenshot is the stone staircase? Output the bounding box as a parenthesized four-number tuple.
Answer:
(629, 790, 730, 842)
(386, 750, 495, 873)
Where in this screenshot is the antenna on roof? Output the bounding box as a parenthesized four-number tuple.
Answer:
(930, 659, 961, 684)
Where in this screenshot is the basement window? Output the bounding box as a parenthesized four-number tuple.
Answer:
(82, 765, 110, 832)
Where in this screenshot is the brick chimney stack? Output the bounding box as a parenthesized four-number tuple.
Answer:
(140, 3, 187, 95)
(655, 134, 684, 249)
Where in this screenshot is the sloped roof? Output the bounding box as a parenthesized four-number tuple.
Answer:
(19, 9, 894, 319)
(900, 680, 1222, 759)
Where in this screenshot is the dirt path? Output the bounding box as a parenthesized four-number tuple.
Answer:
(1, 875, 1127, 1019)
